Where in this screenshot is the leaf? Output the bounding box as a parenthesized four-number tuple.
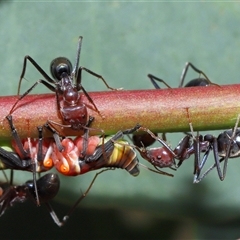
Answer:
(0, 1, 240, 239)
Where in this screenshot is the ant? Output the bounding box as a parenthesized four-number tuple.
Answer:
(148, 62, 215, 89)
(131, 127, 193, 173)
(187, 114, 240, 183)
(113, 126, 193, 176)
(0, 171, 60, 221)
(125, 126, 215, 178)
(132, 62, 217, 148)
(8, 36, 118, 152)
(0, 167, 112, 227)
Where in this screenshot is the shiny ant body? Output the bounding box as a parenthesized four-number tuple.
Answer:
(9, 36, 117, 152)
(0, 171, 62, 224)
(0, 168, 111, 227)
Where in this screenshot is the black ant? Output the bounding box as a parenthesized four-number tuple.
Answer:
(187, 114, 240, 183)
(0, 167, 112, 227)
(132, 62, 217, 148)
(0, 171, 60, 221)
(8, 36, 118, 152)
(148, 62, 216, 89)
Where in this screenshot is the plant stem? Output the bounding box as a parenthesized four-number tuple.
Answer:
(1, 84, 240, 140)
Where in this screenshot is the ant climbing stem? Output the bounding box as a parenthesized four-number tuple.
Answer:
(179, 62, 219, 88)
(133, 62, 219, 150)
(8, 36, 119, 153)
(9, 36, 119, 117)
(148, 62, 219, 89)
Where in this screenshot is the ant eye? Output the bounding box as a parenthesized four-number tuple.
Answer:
(50, 57, 72, 80)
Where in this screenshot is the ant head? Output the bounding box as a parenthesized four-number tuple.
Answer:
(140, 147, 174, 168)
(50, 57, 73, 80)
(132, 132, 157, 148)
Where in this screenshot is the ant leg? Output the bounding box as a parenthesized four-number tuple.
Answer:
(6, 115, 28, 158)
(6, 115, 41, 205)
(72, 36, 120, 91)
(185, 112, 206, 181)
(45, 169, 109, 227)
(79, 84, 103, 118)
(36, 126, 44, 164)
(71, 36, 82, 78)
(18, 55, 56, 95)
(86, 116, 94, 128)
(9, 79, 56, 114)
(27, 137, 40, 206)
(193, 141, 212, 183)
(194, 138, 223, 183)
(10, 55, 56, 114)
(147, 74, 172, 89)
(85, 124, 141, 163)
(187, 121, 215, 183)
(138, 162, 174, 177)
(44, 122, 64, 152)
(196, 114, 240, 183)
(77, 66, 120, 91)
(191, 126, 201, 178)
(222, 114, 240, 179)
(138, 127, 178, 158)
(179, 62, 218, 87)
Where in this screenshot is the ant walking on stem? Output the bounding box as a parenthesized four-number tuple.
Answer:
(8, 36, 119, 153)
(148, 62, 217, 89)
(132, 62, 218, 149)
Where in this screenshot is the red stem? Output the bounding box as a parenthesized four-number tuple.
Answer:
(0, 84, 240, 140)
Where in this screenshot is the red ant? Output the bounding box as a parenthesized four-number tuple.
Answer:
(125, 126, 215, 178)
(131, 127, 192, 172)
(8, 36, 118, 152)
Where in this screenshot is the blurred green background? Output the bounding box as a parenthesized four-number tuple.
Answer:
(1, 1, 240, 239)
